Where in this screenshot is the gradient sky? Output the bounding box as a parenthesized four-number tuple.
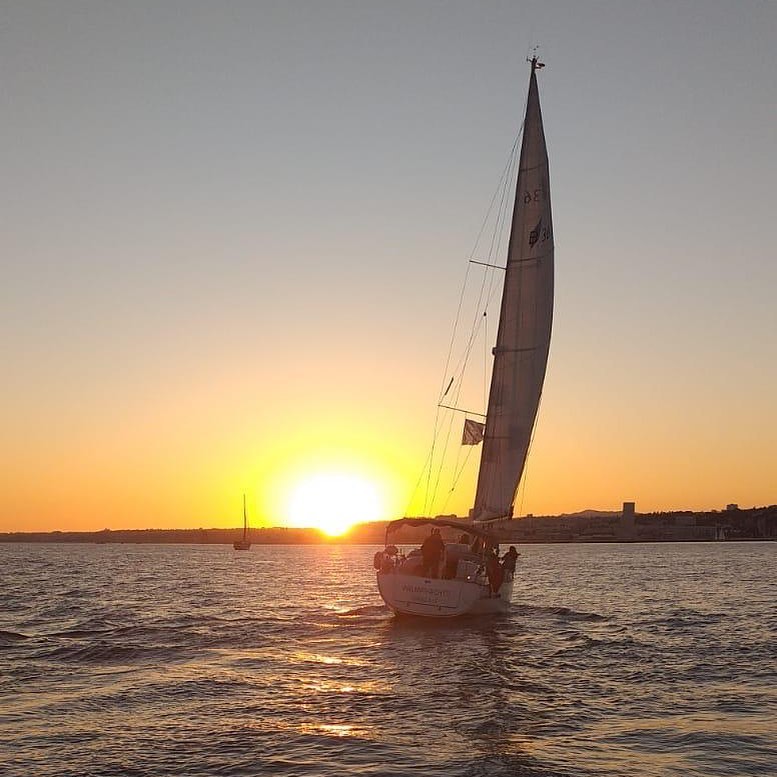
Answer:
(2, 1, 776, 532)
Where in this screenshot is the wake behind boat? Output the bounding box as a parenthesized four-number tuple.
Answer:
(376, 56, 553, 617)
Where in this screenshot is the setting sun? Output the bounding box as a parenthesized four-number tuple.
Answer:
(286, 473, 383, 536)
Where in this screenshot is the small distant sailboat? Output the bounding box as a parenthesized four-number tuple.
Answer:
(233, 494, 251, 550)
(376, 56, 554, 617)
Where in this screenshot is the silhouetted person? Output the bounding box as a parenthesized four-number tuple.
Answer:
(485, 549, 504, 595)
(420, 528, 445, 578)
(501, 546, 519, 575)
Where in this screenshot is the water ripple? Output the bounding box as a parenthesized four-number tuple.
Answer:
(0, 541, 775, 777)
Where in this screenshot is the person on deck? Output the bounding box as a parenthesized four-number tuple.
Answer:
(420, 528, 445, 579)
(501, 546, 519, 576)
(485, 549, 504, 595)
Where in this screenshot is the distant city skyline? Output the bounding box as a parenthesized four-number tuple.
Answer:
(2, 1, 776, 532)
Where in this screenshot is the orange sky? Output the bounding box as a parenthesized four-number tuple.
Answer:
(2, 3, 776, 533)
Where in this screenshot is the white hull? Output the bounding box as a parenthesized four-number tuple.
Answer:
(377, 571, 514, 618)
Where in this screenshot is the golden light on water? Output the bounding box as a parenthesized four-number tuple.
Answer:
(286, 472, 383, 536)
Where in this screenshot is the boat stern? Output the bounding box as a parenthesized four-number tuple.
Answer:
(377, 571, 510, 617)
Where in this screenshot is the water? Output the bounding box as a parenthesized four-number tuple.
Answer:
(1, 542, 775, 777)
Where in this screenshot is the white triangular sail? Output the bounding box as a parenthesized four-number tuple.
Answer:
(471, 58, 554, 521)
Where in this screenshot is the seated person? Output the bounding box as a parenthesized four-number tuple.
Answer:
(420, 528, 445, 578)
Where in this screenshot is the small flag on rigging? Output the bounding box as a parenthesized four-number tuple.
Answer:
(462, 419, 485, 446)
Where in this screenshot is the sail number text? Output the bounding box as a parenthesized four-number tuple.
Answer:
(523, 189, 546, 204)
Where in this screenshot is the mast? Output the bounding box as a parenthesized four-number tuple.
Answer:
(471, 56, 554, 521)
(243, 493, 248, 540)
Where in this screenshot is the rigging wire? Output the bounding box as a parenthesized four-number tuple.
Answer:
(422, 130, 523, 516)
(442, 138, 520, 414)
(483, 311, 488, 411)
(438, 137, 518, 412)
(440, 444, 477, 514)
(406, 114, 526, 518)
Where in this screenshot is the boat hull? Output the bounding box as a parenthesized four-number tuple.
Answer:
(233, 541, 251, 550)
(377, 571, 513, 617)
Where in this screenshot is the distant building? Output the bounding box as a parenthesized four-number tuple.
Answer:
(617, 501, 636, 540)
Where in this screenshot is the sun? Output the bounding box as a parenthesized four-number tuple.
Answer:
(287, 473, 383, 536)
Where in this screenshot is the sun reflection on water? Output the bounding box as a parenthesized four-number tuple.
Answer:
(303, 723, 372, 739)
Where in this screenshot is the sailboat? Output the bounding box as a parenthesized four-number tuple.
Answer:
(233, 494, 251, 550)
(376, 57, 553, 617)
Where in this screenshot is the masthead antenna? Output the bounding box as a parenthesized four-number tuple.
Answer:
(527, 46, 545, 73)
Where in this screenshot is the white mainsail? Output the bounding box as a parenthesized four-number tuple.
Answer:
(471, 58, 554, 521)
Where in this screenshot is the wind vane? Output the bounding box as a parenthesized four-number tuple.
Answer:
(528, 47, 545, 72)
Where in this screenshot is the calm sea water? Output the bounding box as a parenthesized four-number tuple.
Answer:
(1, 541, 775, 777)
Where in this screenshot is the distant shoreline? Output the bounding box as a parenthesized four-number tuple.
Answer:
(3, 505, 775, 544)
(1, 538, 773, 547)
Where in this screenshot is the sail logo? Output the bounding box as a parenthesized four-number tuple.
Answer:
(529, 218, 552, 249)
(529, 218, 542, 248)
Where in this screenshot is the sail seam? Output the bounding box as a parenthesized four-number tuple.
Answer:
(508, 253, 550, 266)
(520, 156, 549, 168)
